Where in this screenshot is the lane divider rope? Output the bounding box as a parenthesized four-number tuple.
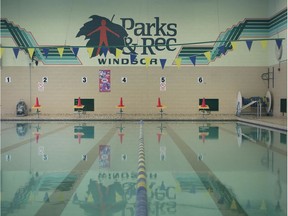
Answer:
(135, 120, 147, 216)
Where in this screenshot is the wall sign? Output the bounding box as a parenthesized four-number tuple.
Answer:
(5, 77, 11, 83)
(99, 70, 111, 92)
(82, 76, 87, 83)
(160, 76, 166, 91)
(42, 76, 48, 83)
(197, 77, 204, 84)
(121, 77, 127, 83)
(38, 82, 44, 92)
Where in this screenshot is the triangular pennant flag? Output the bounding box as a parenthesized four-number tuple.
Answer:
(204, 51, 211, 62)
(189, 56, 196, 66)
(87, 47, 94, 58)
(130, 53, 137, 63)
(160, 59, 166, 69)
(276, 39, 282, 49)
(218, 45, 226, 55)
(145, 57, 151, 67)
(246, 40, 253, 51)
(57, 47, 64, 58)
(13, 48, 20, 59)
(28, 48, 35, 59)
(175, 58, 181, 68)
(43, 48, 49, 58)
(260, 40, 268, 49)
(115, 48, 122, 58)
(72, 47, 79, 57)
(0, 48, 4, 58)
(101, 47, 108, 57)
(231, 41, 237, 50)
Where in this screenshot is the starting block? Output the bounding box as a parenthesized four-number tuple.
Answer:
(157, 97, 166, 118)
(74, 97, 85, 117)
(199, 98, 210, 118)
(32, 97, 42, 118)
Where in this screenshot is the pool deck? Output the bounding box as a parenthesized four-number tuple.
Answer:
(1, 113, 287, 131)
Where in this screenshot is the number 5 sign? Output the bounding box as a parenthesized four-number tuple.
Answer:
(160, 76, 166, 91)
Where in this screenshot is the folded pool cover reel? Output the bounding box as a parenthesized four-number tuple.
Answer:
(16, 100, 28, 116)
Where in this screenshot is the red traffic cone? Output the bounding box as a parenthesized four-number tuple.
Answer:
(201, 98, 207, 107)
(157, 97, 162, 107)
(34, 97, 41, 107)
(77, 97, 83, 107)
(118, 97, 125, 107)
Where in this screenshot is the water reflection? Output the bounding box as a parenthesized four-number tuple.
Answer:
(1, 121, 286, 216)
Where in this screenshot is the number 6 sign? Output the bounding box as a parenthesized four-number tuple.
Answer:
(197, 77, 204, 84)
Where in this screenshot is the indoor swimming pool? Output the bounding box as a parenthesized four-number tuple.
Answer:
(1, 121, 287, 216)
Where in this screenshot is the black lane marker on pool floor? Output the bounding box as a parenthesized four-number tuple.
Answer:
(165, 124, 248, 216)
(34, 125, 117, 216)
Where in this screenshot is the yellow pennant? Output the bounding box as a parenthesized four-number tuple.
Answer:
(115, 48, 122, 58)
(175, 58, 181, 68)
(87, 47, 94, 58)
(260, 40, 268, 49)
(204, 51, 211, 62)
(145, 57, 151, 67)
(57, 47, 64, 58)
(0, 48, 4, 58)
(28, 48, 35, 59)
(231, 41, 237, 50)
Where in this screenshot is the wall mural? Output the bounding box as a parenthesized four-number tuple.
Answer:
(0, 8, 286, 66)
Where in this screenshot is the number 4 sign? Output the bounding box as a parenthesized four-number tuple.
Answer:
(121, 77, 127, 83)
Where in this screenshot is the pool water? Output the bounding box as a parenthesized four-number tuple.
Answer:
(1, 121, 287, 216)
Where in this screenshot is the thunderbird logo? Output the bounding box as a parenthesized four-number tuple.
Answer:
(76, 15, 128, 57)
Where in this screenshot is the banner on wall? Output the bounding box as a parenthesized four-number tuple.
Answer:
(99, 69, 111, 92)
